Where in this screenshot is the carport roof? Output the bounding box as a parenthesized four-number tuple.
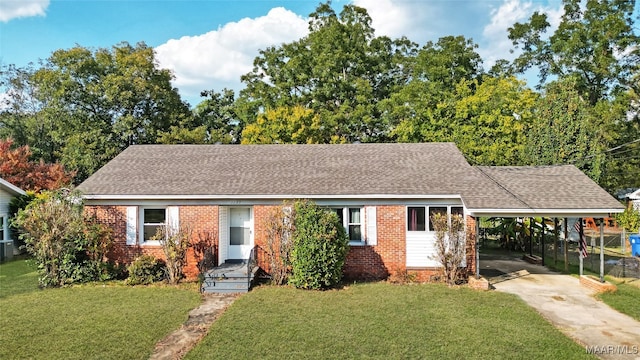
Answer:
(467, 166, 624, 217)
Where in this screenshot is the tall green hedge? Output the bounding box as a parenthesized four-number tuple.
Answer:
(289, 200, 349, 289)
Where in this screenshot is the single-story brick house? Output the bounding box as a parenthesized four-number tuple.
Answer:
(77, 143, 624, 281)
(1, 177, 26, 261)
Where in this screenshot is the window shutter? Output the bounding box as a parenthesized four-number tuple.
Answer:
(366, 206, 377, 246)
(219, 207, 228, 264)
(126, 206, 138, 245)
(167, 206, 180, 236)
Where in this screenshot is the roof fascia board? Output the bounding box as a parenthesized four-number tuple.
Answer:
(0, 178, 26, 196)
(82, 194, 464, 201)
(468, 208, 624, 218)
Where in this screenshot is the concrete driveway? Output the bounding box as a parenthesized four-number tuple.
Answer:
(481, 254, 640, 360)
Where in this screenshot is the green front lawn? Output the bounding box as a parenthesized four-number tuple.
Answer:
(187, 283, 594, 359)
(598, 283, 640, 321)
(0, 260, 201, 360)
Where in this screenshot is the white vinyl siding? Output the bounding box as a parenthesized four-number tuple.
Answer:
(219, 206, 228, 265)
(0, 190, 11, 242)
(406, 231, 439, 267)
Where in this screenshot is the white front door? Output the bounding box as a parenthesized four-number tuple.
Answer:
(228, 207, 253, 260)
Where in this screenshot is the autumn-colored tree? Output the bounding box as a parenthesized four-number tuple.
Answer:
(0, 138, 74, 192)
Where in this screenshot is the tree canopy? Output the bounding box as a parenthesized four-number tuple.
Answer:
(1, 1, 639, 194)
(1, 42, 191, 182)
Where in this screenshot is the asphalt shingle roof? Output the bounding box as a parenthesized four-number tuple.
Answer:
(77, 143, 624, 214)
(475, 166, 624, 211)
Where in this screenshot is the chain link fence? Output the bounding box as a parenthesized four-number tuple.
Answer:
(534, 231, 639, 279)
(480, 224, 640, 279)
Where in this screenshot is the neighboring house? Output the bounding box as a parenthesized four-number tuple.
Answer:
(627, 189, 640, 211)
(77, 143, 624, 281)
(0, 177, 26, 261)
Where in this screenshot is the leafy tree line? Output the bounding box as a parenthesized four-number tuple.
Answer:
(1, 1, 639, 193)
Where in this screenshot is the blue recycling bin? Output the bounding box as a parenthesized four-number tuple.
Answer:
(631, 234, 640, 257)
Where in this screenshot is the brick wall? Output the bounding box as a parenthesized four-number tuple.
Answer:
(87, 204, 478, 283)
(85, 205, 219, 280)
(343, 205, 405, 280)
(465, 215, 477, 276)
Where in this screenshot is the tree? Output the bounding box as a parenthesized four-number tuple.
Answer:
(0, 138, 74, 192)
(239, 2, 415, 143)
(1, 42, 192, 182)
(389, 74, 536, 165)
(508, 0, 640, 105)
(451, 76, 536, 165)
(160, 88, 243, 144)
(524, 79, 606, 182)
(241, 106, 336, 144)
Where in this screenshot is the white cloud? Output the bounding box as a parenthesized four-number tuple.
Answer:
(0, 0, 49, 22)
(480, 0, 563, 68)
(353, 0, 463, 45)
(155, 7, 308, 105)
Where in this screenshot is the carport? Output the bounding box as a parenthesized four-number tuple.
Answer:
(464, 165, 625, 282)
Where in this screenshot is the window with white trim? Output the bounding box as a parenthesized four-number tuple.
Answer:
(142, 208, 166, 243)
(407, 206, 464, 232)
(330, 207, 363, 244)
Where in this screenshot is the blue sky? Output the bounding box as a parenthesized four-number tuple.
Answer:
(0, 0, 568, 106)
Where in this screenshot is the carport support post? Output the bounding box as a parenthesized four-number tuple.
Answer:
(579, 218, 584, 277)
(563, 218, 569, 272)
(599, 219, 604, 283)
(553, 218, 558, 265)
(529, 218, 533, 257)
(475, 218, 480, 280)
(541, 218, 545, 265)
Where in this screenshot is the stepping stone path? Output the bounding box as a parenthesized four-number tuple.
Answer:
(149, 293, 238, 360)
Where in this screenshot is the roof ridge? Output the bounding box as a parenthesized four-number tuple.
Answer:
(473, 166, 533, 211)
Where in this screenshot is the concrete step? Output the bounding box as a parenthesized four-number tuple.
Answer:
(202, 266, 259, 294)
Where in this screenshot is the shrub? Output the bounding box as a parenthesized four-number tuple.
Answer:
(264, 204, 294, 285)
(152, 224, 191, 284)
(125, 255, 166, 285)
(13, 191, 85, 287)
(289, 200, 349, 290)
(431, 213, 466, 286)
(192, 228, 218, 280)
(12, 190, 119, 287)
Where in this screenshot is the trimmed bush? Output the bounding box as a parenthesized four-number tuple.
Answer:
(289, 200, 349, 289)
(125, 255, 167, 285)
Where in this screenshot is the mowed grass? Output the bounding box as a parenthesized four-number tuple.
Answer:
(598, 283, 640, 321)
(0, 257, 39, 298)
(186, 283, 595, 360)
(0, 260, 201, 360)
